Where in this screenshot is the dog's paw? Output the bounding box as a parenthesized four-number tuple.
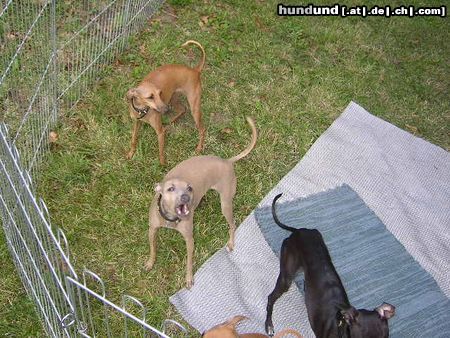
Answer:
(265, 323, 275, 337)
(126, 151, 135, 160)
(144, 260, 154, 271)
(186, 279, 194, 289)
(195, 144, 203, 153)
(226, 241, 234, 252)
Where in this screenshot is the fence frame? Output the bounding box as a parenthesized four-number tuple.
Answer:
(0, 0, 186, 336)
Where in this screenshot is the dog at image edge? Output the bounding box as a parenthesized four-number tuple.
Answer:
(203, 315, 303, 338)
(265, 193, 395, 338)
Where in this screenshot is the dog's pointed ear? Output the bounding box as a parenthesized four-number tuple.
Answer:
(154, 183, 162, 193)
(341, 306, 358, 325)
(375, 303, 395, 320)
(227, 315, 248, 328)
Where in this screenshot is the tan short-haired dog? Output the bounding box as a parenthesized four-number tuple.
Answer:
(145, 117, 257, 288)
(202, 315, 303, 338)
(126, 40, 206, 164)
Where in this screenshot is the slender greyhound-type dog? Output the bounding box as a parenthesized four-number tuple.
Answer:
(202, 315, 303, 338)
(265, 194, 395, 338)
(126, 40, 206, 164)
(145, 117, 257, 288)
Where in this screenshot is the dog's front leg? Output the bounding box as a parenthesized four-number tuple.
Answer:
(127, 119, 142, 159)
(157, 128, 166, 165)
(179, 225, 194, 289)
(265, 243, 298, 336)
(148, 113, 166, 165)
(144, 225, 159, 271)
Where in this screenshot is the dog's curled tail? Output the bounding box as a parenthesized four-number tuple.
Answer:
(272, 193, 297, 232)
(274, 328, 303, 338)
(228, 116, 258, 163)
(273, 329, 303, 338)
(182, 40, 206, 72)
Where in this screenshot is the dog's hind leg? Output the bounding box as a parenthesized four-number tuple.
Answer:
(169, 92, 187, 123)
(216, 175, 237, 252)
(186, 84, 205, 153)
(265, 240, 301, 336)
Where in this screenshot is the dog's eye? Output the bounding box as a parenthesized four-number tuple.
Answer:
(167, 186, 175, 192)
(147, 94, 154, 100)
(187, 186, 193, 192)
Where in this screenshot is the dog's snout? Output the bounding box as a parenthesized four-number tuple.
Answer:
(180, 194, 190, 203)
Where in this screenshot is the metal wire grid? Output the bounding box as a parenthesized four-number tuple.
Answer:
(64, 270, 178, 337)
(0, 0, 187, 336)
(0, 123, 76, 337)
(57, 0, 164, 110)
(0, 0, 58, 178)
(0, 124, 184, 335)
(0, 0, 164, 175)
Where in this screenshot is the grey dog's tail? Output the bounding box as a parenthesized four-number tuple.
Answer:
(272, 193, 297, 232)
(228, 116, 258, 163)
(182, 40, 206, 72)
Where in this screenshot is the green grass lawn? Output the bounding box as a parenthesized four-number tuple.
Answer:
(1, 0, 449, 336)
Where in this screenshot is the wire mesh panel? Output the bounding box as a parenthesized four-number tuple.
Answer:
(0, 0, 164, 175)
(0, 0, 57, 178)
(65, 271, 186, 337)
(0, 123, 77, 337)
(56, 0, 164, 110)
(0, 0, 178, 336)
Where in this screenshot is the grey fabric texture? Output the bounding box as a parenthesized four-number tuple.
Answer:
(170, 101, 450, 337)
(254, 184, 450, 337)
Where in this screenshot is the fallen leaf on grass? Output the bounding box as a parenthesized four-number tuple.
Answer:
(49, 131, 58, 143)
(199, 15, 209, 28)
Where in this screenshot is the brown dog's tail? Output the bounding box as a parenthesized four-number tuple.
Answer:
(228, 117, 258, 163)
(182, 40, 206, 72)
(274, 328, 303, 338)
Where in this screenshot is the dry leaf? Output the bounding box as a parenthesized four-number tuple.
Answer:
(49, 131, 58, 143)
(201, 16, 209, 25)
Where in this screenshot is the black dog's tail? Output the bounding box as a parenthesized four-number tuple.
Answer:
(272, 193, 297, 232)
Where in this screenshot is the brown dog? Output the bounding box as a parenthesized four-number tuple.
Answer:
(203, 315, 303, 338)
(144, 117, 257, 288)
(126, 40, 206, 164)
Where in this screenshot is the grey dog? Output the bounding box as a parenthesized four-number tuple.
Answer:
(144, 117, 257, 288)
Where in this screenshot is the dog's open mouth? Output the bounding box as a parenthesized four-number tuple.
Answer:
(176, 204, 190, 217)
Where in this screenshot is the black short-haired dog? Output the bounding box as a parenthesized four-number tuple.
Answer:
(265, 193, 395, 338)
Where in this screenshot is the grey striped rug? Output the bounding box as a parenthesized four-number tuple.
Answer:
(254, 184, 450, 337)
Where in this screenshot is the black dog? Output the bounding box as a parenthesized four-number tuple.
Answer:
(265, 193, 395, 338)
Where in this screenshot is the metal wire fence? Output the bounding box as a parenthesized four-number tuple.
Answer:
(0, 0, 186, 336)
